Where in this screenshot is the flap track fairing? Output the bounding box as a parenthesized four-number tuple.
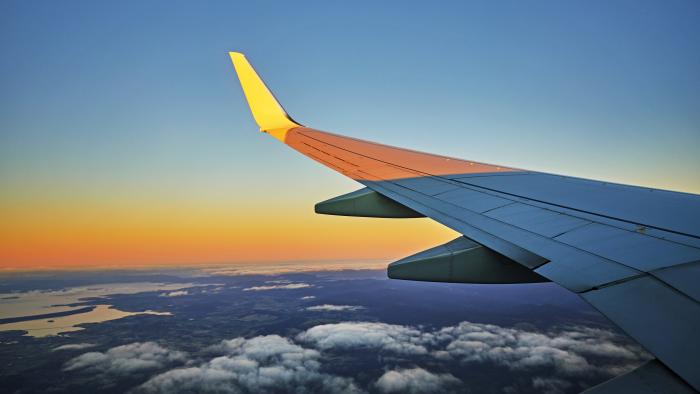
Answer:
(388, 237, 549, 284)
(315, 187, 425, 218)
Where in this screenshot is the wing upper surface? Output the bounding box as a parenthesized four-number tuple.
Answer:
(229, 52, 700, 391)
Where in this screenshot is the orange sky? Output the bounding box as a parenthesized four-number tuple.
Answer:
(0, 183, 458, 270)
(3, 0, 700, 272)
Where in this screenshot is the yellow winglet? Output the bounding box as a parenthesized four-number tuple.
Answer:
(229, 52, 300, 138)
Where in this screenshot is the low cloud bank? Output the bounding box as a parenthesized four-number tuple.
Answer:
(435, 322, 648, 376)
(53, 343, 95, 351)
(64, 320, 649, 393)
(161, 290, 188, 297)
(297, 321, 647, 377)
(242, 283, 311, 291)
(202, 260, 387, 276)
(64, 342, 186, 378)
(375, 368, 461, 393)
(139, 335, 359, 393)
(305, 304, 364, 312)
(297, 321, 432, 355)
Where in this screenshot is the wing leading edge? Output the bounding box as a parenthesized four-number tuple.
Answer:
(228, 52, 700, 392)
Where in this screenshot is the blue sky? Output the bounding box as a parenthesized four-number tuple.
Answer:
(2, 0, 699, 192)
(1, 1, 699, 267)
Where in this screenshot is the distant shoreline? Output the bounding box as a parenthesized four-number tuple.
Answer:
(0, 259, 391, 275)
(0, 306, 96, 324)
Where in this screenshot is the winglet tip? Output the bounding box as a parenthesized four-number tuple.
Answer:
(228, 52, 300, 135)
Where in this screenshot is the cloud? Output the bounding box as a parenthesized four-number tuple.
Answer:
(202, 260, 387, 276)
(61, 320, 647, 393)
(138, 335, 360, 393)
(160, 290, 188, 297)
(531, 377, 573, 394)
(301, 296, 316, 300)
(0, 282, 202, 322)
(297, 320, 648, 380)
(434, 322, 649, 377)
(242, 283, 311, 291)
(297, 322, 433, 355)
(305, 304, 364, 312)
(53, 343, 95, 351)
(375, 368, 461, 393)
(64, 342, 186, 377)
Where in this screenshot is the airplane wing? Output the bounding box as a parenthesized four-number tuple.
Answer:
(228, 52, 700, 393)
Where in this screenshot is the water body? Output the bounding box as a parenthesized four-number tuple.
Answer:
(0, 282, 197, 337)
(0, 282, 197, 319)
(0, 304, 171, 337)
(0, 306, 96, 324)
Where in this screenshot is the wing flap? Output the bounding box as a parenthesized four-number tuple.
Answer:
(651, 261, 700, 302)
(582, 276, 700, 391)
(582, 359, 695, 394)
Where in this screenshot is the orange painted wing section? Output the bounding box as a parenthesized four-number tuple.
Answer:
(280, 127, 520, 182)
(229, 52, 518, 181)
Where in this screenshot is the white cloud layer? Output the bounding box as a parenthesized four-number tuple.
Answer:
(375, 368, 461, 393)
(161, 290, 188, 297)
(64, 342, 186, 377)
(65, 320, 648, 393)
(305, 304, 364, 312)
(435, 322, 648, 376)
(242, 283, 311, 291)
(201, 260, 387, 276)
(138, 335, 360, 393)
(297, 322, 433, 355)
(296, 322, 650, 393)
(297, 320, 648, 382)
(53, 343, 96, 351)
(531, 377, 573, 394)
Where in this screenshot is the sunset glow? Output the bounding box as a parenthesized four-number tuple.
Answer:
(0, 186, 457, 269)
(2, 1, 698, 271)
